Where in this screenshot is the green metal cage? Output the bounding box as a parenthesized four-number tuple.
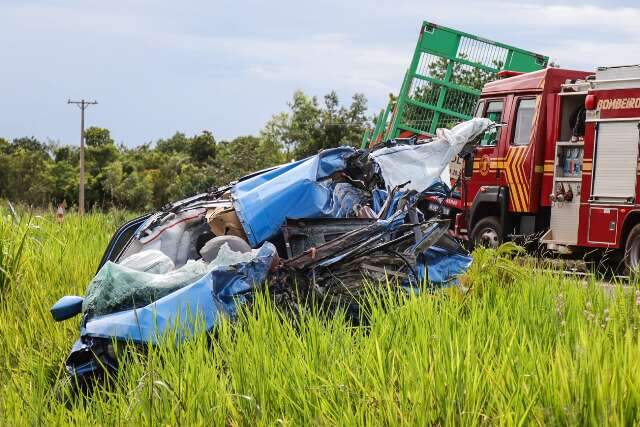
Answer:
(365, 21, 548, 147)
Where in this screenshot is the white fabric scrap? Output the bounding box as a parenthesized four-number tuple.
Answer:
(370, 118, 493, 192)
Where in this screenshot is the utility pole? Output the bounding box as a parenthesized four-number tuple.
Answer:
(67, 99, 97, 216)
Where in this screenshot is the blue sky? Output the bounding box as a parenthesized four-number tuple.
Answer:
(1, 0, 638, 146)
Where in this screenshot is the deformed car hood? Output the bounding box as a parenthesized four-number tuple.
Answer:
(81, 242, 277, 344)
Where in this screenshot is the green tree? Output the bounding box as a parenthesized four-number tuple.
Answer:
(189, 131, 216, 164)
(102, 160, 124, 204)
(166, 163, 212, 200)
(285, 90, 371, 159)
(0, 138, 10, 154)
(85, 127, 118, 172)
(0, 89, 369, 210)
(82, 127, 120, 209)
(110, 170, 152, 210)
(4, 139, 52, 206)
(0, 138, 11, 198)
(287, 91, 322, 158)
(156, 132, 190, 154)
(85, 127, 114, 147)
(10, 137, 47, 154)
(48, 160, 77, 205)
(53, 145, 78, 163)
(260, 112, 293, 161)
(216, 135, 283, 184)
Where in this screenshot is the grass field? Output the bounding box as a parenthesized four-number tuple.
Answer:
(2, 209, 640, 425)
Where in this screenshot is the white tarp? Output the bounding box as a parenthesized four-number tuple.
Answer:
(370, 118, 493, 192)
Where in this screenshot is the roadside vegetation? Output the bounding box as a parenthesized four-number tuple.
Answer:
(2, 208, 640, 425)
(0, 90, 370, 212)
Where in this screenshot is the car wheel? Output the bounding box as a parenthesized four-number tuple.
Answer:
(624, 223, 640, 275)
(470, 216, 503, 249)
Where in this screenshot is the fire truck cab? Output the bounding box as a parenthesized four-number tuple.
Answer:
(458, 65, 640, 269)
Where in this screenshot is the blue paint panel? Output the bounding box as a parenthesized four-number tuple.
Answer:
(81, 243, 276, 344)
(232, 147, 355, 247)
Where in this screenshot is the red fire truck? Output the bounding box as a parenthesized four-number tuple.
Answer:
(428, 64, 640, 270)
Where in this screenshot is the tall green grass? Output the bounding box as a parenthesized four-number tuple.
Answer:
(0, 213, 30, 299)
(1, 208, 640, 425)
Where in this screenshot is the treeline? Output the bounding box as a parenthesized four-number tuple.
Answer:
(0, 90, 370, 211)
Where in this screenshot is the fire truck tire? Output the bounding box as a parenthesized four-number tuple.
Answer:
(470, 216, 503, 249)
(624, 224, 640, 274)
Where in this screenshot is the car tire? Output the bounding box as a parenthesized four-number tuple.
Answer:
(470, 216, 503, 249)
(624, 223, 640, 275)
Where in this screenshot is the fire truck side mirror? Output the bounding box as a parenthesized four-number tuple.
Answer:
(464, 153, 475, 178)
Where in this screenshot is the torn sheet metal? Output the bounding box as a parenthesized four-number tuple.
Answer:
(372, 188, 405, 220)
(284, 211, 407, 270)
(370, 118, 492, 192)
(281, 217, 465, 324)
(232, 147, 355, 247)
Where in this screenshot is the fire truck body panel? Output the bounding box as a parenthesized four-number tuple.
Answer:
(465, 69, 590, 223)
(575, 75, 640, 249)
(463, 65, 640, 259)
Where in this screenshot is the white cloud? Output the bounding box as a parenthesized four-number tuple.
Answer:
(526, 4, 640, 32)
(213, 35, 407, 94)
(138, 2, 640, 90)
(358, 1, 640, 67)
(373, 0, 640, 32)
(0, 2, 408, 95)
(7, 1, 638, 86)
(1, 0, 639, 144)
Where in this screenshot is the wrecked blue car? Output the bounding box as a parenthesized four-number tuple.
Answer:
(51, 118, 492, 385)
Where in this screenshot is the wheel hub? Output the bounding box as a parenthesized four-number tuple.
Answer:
(478, 228, 500, 248)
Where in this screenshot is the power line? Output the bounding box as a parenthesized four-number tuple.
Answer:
(67, 99, 97, 216)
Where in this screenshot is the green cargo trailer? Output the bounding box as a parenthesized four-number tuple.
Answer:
(364, 22, 548, 147)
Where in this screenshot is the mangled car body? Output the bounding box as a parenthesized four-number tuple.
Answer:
(51, 118, 493, 383)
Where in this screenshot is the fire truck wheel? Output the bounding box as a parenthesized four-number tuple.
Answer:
(470, 216, 503, 249)
(624, 224, 640, 274)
